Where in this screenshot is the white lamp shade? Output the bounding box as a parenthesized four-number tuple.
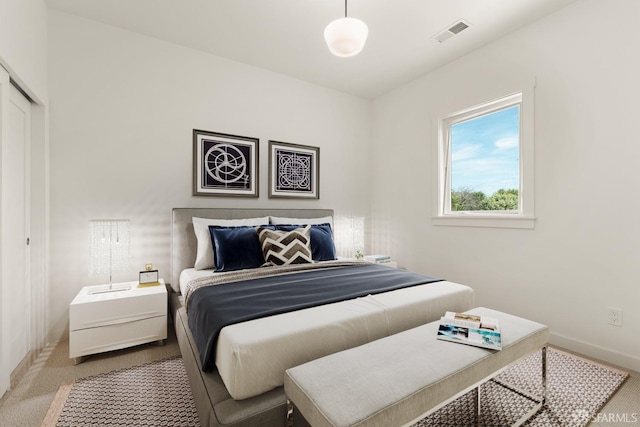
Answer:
(334, 216, 365, 258)
(89, 220, 130, 278)
(324, 17, 369, 57)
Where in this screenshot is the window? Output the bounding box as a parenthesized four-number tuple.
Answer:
(433, 89, 535, 228)
(447, 94, 520, 213)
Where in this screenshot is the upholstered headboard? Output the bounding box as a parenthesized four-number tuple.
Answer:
(171, 208, 334, 291)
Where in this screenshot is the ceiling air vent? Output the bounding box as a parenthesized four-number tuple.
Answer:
(433, 19, 471, 43)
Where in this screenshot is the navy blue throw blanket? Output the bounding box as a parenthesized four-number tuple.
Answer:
(187, 263, 442, 372)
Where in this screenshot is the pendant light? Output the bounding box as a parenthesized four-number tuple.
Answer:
(324, 0, 368, 57)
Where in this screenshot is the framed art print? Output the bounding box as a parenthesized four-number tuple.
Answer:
(193, 129, 259, 197)
(268, 140, 319, 199)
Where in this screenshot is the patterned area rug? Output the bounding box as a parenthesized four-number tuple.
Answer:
(414, 348, 628, 427)
(44, 357, 199, 427)
(42, 349, 627, 427)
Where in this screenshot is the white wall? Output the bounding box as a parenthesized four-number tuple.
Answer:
(370, 0, 640, 370)
(0, 0, 48, 103)
(47, 11, 372, 338)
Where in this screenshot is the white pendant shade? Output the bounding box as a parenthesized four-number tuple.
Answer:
(324, 17, 368, 57)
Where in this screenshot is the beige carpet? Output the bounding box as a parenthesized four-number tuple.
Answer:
(40, 348, 627, 427)
(0, 324, 182, 427)
(40, 383, 73, 427)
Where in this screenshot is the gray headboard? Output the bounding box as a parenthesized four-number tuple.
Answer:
(171, 208, 334, 290)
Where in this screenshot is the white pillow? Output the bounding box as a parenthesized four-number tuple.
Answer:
(269, 216, 333, 229)
(192, 216, 269, 270)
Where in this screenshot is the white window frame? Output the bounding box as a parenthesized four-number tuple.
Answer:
(433, 83, 535, 229)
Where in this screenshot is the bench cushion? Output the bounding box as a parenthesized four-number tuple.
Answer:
(284, 307, 548, 427)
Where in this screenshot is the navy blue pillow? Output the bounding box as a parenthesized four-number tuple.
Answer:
(274, 223, 337, 262)
(208, 226, 265, 272)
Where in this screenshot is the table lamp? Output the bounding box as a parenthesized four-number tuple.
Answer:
(88, 219, 131, 294)
(335, 216, 365, 259)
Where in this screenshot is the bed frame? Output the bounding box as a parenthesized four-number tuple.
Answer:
(171, 208, 334, 427)
(171, 208, 475, 427)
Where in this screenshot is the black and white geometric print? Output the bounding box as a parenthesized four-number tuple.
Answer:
(203, 139, 252, 191)
(275, 148, 313, 193)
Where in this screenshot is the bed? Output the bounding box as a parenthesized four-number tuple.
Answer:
(170, 208, 475, 427)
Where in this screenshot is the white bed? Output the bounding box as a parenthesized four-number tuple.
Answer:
(179, 267, 214, 296)
(180, 267, 474, 400)
(171, 208, 475, 427)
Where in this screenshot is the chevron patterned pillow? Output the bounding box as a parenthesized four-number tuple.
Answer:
(258, 225, 313, 266)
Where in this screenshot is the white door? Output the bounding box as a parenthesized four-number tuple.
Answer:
(0, 69, 31, 398)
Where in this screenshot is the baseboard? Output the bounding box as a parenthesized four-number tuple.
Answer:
(9, 349, 36, 389)
(48, 328, 66, 347)
(550, 332, 640, 373)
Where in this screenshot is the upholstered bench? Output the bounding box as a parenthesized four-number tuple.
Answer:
(284, 307, 549, 427)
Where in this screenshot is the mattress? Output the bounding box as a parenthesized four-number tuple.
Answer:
(208, 279, 474, 400)
(179, 267, 216, 296)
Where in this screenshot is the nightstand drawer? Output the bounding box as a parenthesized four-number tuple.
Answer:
(69, 280, 168, 361)
(70, 290, 166, 331)
(69, 315, 167, 358)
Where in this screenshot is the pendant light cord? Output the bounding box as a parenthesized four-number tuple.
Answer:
(345, 0, 348, 18)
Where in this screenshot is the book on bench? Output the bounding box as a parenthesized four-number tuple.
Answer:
(436, 311, 502, 350)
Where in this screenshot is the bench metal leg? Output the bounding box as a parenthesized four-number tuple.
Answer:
(286, 399, 294, 427)
(475, 386, 481, 426)
(541, 345, 547, 405)
(490, 345, 548, 427)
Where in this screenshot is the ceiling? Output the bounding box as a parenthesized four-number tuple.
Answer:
(45, 0, 578, 99)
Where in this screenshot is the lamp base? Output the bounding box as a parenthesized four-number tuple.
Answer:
(87, 282, 132, 295)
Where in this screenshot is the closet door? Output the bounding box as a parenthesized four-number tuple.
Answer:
(0, 69, 31, 397)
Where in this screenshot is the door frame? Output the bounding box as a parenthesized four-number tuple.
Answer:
(0, 66, 35, 397)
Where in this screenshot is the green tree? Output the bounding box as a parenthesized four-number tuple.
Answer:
(451, 187, 486, 211)
(479, 189, 519, 211)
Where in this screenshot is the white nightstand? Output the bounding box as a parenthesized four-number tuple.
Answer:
(364, 260, 398, 268)
(69, 279, 167, 364)
(362, 255, 397, 269)
(377, 261, 398, 268)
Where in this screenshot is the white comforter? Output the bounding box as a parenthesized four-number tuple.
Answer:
(181, 265, 474, 400)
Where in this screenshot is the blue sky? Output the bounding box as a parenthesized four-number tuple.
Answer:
(450, 106, 520, 196)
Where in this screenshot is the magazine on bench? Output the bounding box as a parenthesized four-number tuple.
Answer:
(436, 311, 502, 350)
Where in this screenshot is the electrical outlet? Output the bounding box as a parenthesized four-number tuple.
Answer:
(607, 308, 623, 327)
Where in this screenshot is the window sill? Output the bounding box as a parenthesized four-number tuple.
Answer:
(432, 215, 536, 229)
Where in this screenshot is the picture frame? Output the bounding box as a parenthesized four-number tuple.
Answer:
(193, 129, 259, 197)
(268, 140, 319, 199)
